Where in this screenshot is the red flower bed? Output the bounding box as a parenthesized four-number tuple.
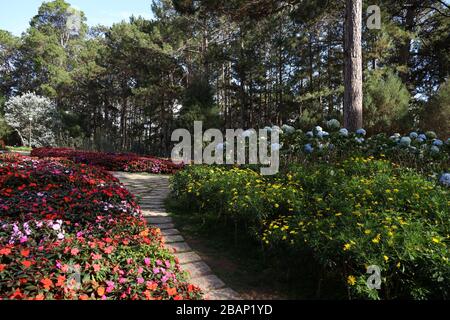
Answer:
(0, 154, 202, 300)
(30, 148, 184, 174)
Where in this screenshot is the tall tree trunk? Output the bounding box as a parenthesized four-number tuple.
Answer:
(343, 0, 363, 131)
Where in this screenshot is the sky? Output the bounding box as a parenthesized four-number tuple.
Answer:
(0, 0, 154, 36)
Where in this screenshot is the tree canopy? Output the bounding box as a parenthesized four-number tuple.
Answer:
(0, 0, 448, 152)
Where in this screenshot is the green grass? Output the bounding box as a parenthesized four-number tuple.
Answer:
(5, 146, 32, 152)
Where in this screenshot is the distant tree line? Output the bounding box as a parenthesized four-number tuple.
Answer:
(0, 0, 448, 155)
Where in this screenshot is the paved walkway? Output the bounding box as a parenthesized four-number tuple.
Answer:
(111, 172, 240, 300)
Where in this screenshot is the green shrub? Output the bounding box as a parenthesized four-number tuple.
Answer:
(171, 158, 450, 299)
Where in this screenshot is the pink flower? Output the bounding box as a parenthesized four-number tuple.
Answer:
(137, 277, 144, 284)
(144, 258, 151, 266)
(165, 260, 171, 268)
(119, 277, 127, 284)
(92, 253, 102, 260)
(93, 264, 101, 272)
(71, 248, 79, 256)
(106, 281, 115, 293)
(153, 267, 160, 274)
(104, 246, 114, 254)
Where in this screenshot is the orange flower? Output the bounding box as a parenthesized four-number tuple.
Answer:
(20, 249, 30, 257)
(21, 260, 33, 268)
(35, 294, 45, 300)
(97, 287, 105, 296)
(56, 275, 66, 287)
(0, 264, 5, 272)
(9, 288, 23, 299)
(143, 290, 155, 300)
(41, 278, 53, 290)
(174, 295, 183, 300)
(146, 282, 158, 291)
(139, 229, 149, 237)
(79, 294, 89, 300)
(166, 287, 177, 296)
(0, 248, 12, 256)
(188, 284, 196, 292)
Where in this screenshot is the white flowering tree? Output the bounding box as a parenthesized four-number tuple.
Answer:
(4, 93, 58, 147)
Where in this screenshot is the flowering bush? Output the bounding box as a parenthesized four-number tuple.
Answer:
(171, 158, 450, 299)
(0, 154, 202, 300)
(279, 122, 449, 178)
(30, 148, 183, 174)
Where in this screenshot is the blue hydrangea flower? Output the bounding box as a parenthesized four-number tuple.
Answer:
(390, 133, 400, 141)
(314, 126, 323, 135)
(356, 128, 366, 136)
(317, 131, 329, 139)
(281, 124, 295, 134)
(339, 128, 349, 137)
(326, 119, 341, 130)
(409, 132, 418, 139)
(433, 139, 443, 147)
(418, 134, 427, 140)
(306, 131, 314, 138)
(439, 173, 450, 187)
(355, 137, 365, 144)
(399, 137, 412, 147)
(430, 146, 440, 153)
(416, 138, 425, 143)
(304, 143, 314, 154)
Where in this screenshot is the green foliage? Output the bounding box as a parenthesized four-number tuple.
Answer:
(0, 117, 11, 140)
(363, 69, 411, 133)
(420, 80, 450, 138)
(171, 158, 450, 299)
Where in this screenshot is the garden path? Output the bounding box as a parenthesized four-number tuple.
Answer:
(111, 172, 241, 300)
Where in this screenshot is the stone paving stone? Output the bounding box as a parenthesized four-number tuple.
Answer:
(183, 261, 212, 278)
(206, 288, 241, 300)
(190, 275, 225, 292)
(140, 203, 165, 207)
(175, 252, 203, 264)
(164, 235, 184, 243)
(142, 211, 169, 217)
(161, 229, 180, 236)
(147, 216, 173, 224)
(150, 222, 175, 230)
(165, 242, 191, 253)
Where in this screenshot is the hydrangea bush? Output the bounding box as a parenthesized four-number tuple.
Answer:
(278, 121, 449, 179)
